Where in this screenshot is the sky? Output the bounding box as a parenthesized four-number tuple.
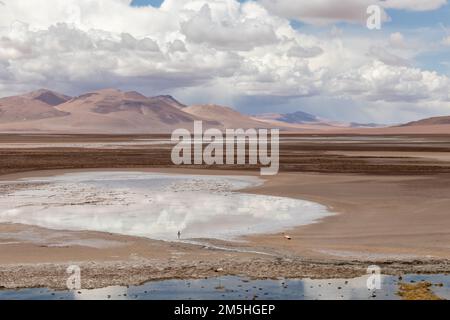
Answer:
(131, 0, 165, 6)
(0, 0, 449, 123)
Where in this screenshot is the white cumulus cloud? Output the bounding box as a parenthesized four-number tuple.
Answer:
(0, 0, 448, 122)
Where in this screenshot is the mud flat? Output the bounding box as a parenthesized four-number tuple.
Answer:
(0, 134, 449, 291)
(0, 169, 449, 290)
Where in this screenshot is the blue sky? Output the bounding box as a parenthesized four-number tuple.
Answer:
(386, 5, 450, 29)
(131, 0, 164, 7)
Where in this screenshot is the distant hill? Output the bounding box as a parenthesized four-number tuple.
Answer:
(350, 122, 384, 128)
(183, 104, 273, 129)
(255, 111, 319, 124)
(316, 116, 450, 134)
(277, 111, 319, 123)
(0, 89, 71, 123)
(401, 116, 450, 126)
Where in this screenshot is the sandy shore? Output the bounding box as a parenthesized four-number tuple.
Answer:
(0, 167, 449, 289)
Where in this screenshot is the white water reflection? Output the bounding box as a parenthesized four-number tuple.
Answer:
(0, 172, 331, 241)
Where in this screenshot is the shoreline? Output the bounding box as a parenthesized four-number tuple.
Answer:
(0, 167, 449, 289)
(1, 257, 449, 291)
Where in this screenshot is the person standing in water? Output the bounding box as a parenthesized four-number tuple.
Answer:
(177, 230, 181, 240)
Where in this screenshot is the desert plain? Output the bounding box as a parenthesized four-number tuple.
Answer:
(0, 133, 449, 290)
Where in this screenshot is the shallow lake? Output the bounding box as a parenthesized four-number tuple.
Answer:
(0, 171, 332, 241)
(1, 274, 448, 300)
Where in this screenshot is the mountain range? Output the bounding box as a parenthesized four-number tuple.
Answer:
(0, 88, 448, 134)
(0, 88, 295, 133)
(0, 89, 213, 133)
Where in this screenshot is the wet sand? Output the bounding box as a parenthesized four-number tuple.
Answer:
(0, 134, 449, 289)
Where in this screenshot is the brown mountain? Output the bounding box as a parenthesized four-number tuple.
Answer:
(314, 115, 450, 134)
(149, 95, 186, 109)
(0, 89, 71, 123)
(52, 89, 218, 133)
(401, 116, 450, 126)
(183, 104, 276, 129)
(360, 115, 450, 134)
(27, 89, 72, 106)
(0, 89, 217, 133)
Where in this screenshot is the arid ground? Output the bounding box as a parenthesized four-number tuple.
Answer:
(0, 134, 449, 289)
